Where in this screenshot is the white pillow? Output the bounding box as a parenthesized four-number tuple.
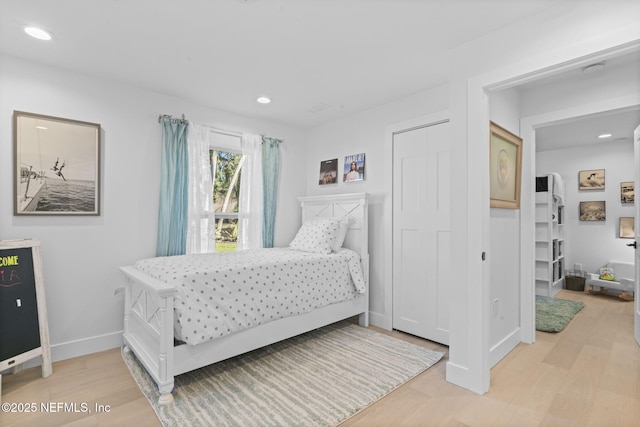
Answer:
(289, 218, 342, 254)
(331, 216, 353, 252)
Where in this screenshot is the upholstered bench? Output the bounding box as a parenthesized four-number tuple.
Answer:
(585, 261, 635, 301)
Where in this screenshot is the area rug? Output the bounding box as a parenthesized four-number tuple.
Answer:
(536, 295, 585, 332)
(123, 321, 445, 427)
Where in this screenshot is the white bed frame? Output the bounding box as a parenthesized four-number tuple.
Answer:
(120, 193, 369, 404)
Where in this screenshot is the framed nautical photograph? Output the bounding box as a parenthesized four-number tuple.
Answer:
(489, 121, 522, 209)
(318, 158, 338, 185)
(343, 153, 365, 182)
(619, 217, 634, 238)
(14, 111, 101, 215)
(579, 201, 606, 221)
(578, 169, 605, 190)
(620, 181, 634, 203)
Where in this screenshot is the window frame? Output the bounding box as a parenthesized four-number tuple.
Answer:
(208, 143, 243, 251)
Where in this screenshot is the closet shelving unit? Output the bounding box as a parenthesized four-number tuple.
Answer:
(535, 174, 565, 296)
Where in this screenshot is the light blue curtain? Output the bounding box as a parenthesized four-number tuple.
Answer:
(261, 137, 281, 248)
(156, 117, 189, 256)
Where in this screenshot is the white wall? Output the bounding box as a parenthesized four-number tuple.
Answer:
(0, 54, 307, 363)
(488, 88, 522, 366)
(305, 84, 449, 327)
(537, 141, 635, 275)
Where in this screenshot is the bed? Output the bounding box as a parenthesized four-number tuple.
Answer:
(120, 193, 369, 404)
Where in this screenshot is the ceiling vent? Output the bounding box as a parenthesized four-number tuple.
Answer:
(305, 102, 334, 114)
(581, 61, 606, 73)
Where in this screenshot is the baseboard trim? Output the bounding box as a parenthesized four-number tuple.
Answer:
(445, 361, 490, 395)
(22, 331, 123, 369)
(368, 310, 391, 330)
(489, 327, 521, 368)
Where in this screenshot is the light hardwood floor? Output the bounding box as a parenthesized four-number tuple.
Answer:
(2, 290, 638, 426)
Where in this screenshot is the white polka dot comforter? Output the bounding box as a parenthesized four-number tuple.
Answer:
(134, 248, 366, 345)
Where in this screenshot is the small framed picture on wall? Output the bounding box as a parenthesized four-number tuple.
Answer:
(620, 181, 634, 203)
(578, 169, 605, 190)
(318, 158, 338, 185)
(343, 153, 365, 182)
(619, 217, 634, 238)
(579, 201, 606, 221)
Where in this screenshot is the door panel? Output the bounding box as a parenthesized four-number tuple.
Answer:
(392, 121, 450, 345)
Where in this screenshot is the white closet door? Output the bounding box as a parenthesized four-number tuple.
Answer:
(392, 121, 450, 345)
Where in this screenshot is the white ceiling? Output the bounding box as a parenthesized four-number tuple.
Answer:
(0, 0, 559, 129)
(1, 0, 637, 148)
(535, 108, 640, 152)
(520, 51, 640, 152)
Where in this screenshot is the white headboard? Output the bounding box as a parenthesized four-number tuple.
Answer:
(298, 193, 369, 285)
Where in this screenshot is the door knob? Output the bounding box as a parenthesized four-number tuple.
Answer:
(627, 241, 637, 248)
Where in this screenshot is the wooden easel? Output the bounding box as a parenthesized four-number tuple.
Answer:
(0, 239, 52, 404)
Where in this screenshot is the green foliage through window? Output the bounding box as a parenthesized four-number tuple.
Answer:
(210, 150, 243, 251)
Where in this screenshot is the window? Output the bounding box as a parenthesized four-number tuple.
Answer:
(210, 148, 243, 252)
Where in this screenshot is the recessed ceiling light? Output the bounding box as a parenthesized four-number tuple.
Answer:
(24, 26, 52, 41)
(598, 133, 612, 139)
(256, 96, 271, 104)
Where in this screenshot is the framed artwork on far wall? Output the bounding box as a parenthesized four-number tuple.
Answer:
(620, 181, 634, 203)
(579, 201, 606, 221)
(318, 158, 338, 185)
(619, 217, 635, 238)
(13, 111, 101, 215)
(489, 121, 522, 209)
(343, 153, 365, 182)
(578, 169, 605, 190)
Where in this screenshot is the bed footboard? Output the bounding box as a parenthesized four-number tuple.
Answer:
(120, 266, 176, 404)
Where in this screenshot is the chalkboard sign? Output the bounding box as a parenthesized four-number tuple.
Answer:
(0, 239, 51, 402)
(0, 246, 41, 360)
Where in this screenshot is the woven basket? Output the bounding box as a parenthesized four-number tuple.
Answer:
(565, 270, 586, 291)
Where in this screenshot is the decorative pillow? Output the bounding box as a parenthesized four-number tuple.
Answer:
(331, 216, 353, 252)
(289, 218, 342, 254)
(599, 267, 615, 281)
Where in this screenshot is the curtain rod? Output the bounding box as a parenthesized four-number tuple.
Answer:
(209, 128, 284, 143)
(159, 113, 283, 142)
(158, 113, 187, 124)
(261, 135, 284, 144)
